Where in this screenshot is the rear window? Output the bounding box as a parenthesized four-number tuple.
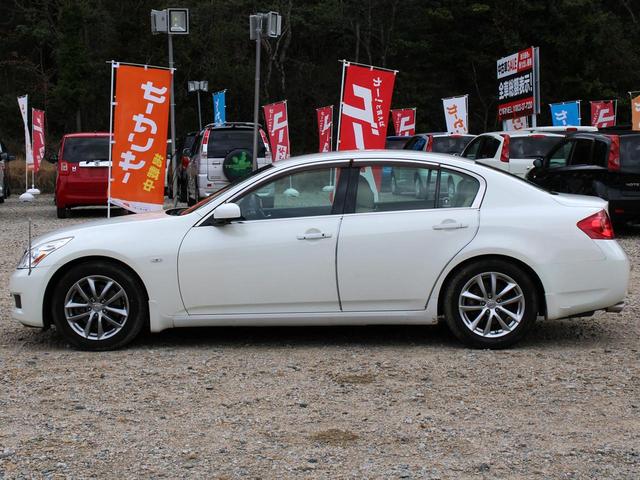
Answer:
(432, 137, 472, 154)
(207, 129, 266, 158)
(509, 137, 561, 158)
(620, 136, 640, 170)
(62, 137, 110, 163)
(386, 137, 409, 150)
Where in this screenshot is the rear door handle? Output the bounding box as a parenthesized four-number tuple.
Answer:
(432, 222, 468, 230)
(297, 232, 332, 240)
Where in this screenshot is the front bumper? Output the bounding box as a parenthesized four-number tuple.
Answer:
(9, 266, 51, 328)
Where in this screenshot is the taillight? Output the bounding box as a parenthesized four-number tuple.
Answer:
(607, 135, 620, 171)
(425, 136, 433, 152)
(60, 161, 69, 175)
(499, 134, 510, 162)
(577, 210, 614, 240)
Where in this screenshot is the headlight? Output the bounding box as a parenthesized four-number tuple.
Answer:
(17, 237, 73, 269)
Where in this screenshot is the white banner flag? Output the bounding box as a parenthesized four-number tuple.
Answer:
(442, 95, 469, 134)
(17, 95, 33, 167)
(504, 116, 529, 131)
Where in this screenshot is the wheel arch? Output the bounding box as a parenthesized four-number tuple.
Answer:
(42, 255, 150, 329)
(436, 254, 547, 317)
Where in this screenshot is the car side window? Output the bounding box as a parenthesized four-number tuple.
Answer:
(235, 167, 340, 221)
(413, 137, 427, 151)
(355, 164, 480, 213)
(549, 141, 572, 168)
(477, 137, 501, 159)
(568, 139, 593, 166)
(462, 138, 482, 159)
(439, 169, 480, 208)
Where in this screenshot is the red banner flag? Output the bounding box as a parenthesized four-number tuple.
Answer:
(316, 105, 333, 152)
(263, 101, 290, 161)
(390, 108, 416, 136)
(338, 63, 397, 150)
(110, 64, 172, 213)
(31, 108, 45, 173)
(590, 100, 616, 128)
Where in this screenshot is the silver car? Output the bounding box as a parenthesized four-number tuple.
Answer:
(185, 123, 271, 205)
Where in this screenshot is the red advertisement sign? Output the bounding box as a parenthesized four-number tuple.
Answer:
(31, 108, 45, 173)
(316, 105, 333, 152)
(497, 47, 537, 120)
(338, 63, 396, 150)
(590, 101, 616, 128)
(391, 108, 416, 136)
(263, 101, 290, 161)
(111, 64, 172, 213)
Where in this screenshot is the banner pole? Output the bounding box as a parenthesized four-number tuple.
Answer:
(335, 60, 347, 151)
(107, 61, 116, 219)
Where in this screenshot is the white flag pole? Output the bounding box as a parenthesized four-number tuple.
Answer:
(107, 61, 117, 219)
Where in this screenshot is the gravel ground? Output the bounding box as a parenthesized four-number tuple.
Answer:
(1, 194, 639, 479)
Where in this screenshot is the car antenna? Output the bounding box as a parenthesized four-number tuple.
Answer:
(28, 218, 32, 276)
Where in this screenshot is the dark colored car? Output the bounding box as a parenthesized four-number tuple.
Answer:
(526, 129, 640, 225)
(385, 136, 411, 150)
(404, 133, 476, 155)
(0, 141, 15, 203)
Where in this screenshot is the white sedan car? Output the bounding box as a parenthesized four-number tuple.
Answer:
(9, 151, 629, 350)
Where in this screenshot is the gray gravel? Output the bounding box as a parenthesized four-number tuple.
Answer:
(1, 194, 639, 479)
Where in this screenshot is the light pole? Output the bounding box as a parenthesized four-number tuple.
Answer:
(151, 7, 189, 206)
(249, 11, 282, 170)
(188, 80, 208, 131)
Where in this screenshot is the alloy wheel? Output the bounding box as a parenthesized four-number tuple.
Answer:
(63, 275, 129, 341)
(458, 271, 525, 338)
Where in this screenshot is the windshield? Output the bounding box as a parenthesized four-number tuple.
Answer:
(620, 136, 640, 171)
(432, 137, 472, 154)
(179, 164, 273, 215)
(509, 137, 561, 158)
(62, 136, 110, 163)
(207, 129, 266, 158)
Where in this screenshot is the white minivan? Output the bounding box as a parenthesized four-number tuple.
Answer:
(185, 123, 271, 205)
(461, 132, 564, 178)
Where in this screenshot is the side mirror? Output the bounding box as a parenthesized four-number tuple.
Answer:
(533, 158, 543, 169)
(212, 202, 242, 225)
(47, 154, 58, 163)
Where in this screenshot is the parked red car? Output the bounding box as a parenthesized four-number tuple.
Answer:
(51, 133, 111, 218)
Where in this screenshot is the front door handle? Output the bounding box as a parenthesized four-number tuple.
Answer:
(297, 232, 332, 240)
(432, 222, 468, 230)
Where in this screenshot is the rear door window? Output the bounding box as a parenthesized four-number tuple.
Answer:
(548, 141, 572, 168)
(509, 136, 561, 159)
(461, 137, 482, 159)
(207, 129, 266, 158)
(477, 137, 500, 159)
(620, 136, 640, 171)
(568, 139, 594, 166)
(62, 137, 110, 163)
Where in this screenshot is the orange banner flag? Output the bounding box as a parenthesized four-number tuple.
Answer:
(110, 65, 172, 213)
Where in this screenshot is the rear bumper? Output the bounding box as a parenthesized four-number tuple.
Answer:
(608, 197, 640, 221)
(543, 240, 630, 320)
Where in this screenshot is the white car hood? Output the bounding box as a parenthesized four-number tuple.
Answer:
(551, 192, 608, 210)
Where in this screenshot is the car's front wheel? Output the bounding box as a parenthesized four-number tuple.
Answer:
(443, 259, 538, 349)
(51, 261, 147, 350)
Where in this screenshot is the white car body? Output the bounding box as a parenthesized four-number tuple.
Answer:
(9, 151, 629, 348)
(461, 132, 565, 177)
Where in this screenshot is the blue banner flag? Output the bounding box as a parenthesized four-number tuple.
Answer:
(550, 101, 581, 126)
(213, 90, 226, 125)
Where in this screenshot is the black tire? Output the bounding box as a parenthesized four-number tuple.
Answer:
(443, 259, 538, 349)
(0, 195, 4, 204)
(51, 261, 147, 351)
(56, 207, 68, 219)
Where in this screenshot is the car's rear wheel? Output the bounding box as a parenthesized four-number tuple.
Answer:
(56, 207, 68, 219)
(51, 262, 147, 350)
(443, 259, 538, 349)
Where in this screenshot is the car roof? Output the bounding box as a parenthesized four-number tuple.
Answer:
(63, 132, 110, 138)
(204, 122, 262, 130)
(478, 131, 565, 138)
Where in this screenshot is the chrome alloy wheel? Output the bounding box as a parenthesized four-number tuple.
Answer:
(63, 275, 129, 341)
(458, 272, 525, 338)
